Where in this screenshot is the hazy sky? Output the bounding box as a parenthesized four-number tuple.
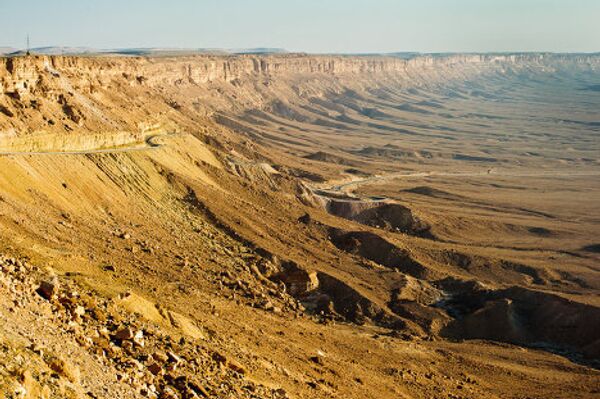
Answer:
(1, 0, 598, 53)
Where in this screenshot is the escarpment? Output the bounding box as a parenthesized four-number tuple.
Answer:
(2, 53, 599, 122)
(1, 52, 598, 139)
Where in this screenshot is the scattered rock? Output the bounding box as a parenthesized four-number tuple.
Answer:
(147, 362, 162, 376)
(211, 351, 246, 375)
(114, 326, 142, 342)
(74, 305, 86, 317)
(133, 330, 145, 347)
(188, 379, 210, 397)
(227, 358, 247, 375)
(152, 351, 169, 363)
(309, 355, 324, 366)
(37, 278, 59, 300)
(103, 264, 117, 272)
(160, 386, 179, 399)
(166, 351, 181, 364)
(298, 213, 312, 224)
(48, 356, 80, 383)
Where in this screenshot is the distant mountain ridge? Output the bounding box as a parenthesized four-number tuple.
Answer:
(0, 47, 17, 55)
(3, 46, 598, 58)
(4, 47, 289, 56)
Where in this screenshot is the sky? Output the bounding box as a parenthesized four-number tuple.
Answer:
(1, 0, 598, 53)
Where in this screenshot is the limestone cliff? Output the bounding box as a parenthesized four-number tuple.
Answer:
(0, 53, 598, 135)
(2, 53, 598, 94)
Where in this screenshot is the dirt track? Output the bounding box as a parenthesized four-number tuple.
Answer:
(0, 132, 176, 156)
(323, 169, 600, 194)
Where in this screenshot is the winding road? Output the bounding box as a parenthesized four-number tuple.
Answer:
(319, 168, 600, 194)
(0, 132, 177, 156)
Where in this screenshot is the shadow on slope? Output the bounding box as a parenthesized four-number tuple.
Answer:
(437, 279, 600, 366)
(322, 197, 433, 237)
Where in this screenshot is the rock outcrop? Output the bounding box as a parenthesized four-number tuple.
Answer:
(0, 51, 598, 150)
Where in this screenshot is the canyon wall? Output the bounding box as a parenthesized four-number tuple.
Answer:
(2, 53, 599, 96)
(0, 53, 598, 136)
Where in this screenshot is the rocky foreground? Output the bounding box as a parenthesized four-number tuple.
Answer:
(1, 253, 290, 398)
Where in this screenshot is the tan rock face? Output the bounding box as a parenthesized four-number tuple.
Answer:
(0, 53, 597, 138)
(1, 53, 597, 110)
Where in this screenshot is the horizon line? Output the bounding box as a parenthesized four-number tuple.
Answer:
(1, 47, 599, 57)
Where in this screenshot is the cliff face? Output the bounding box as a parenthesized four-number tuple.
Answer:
(2, 53, 598, 94)
(0, 53, 598, 135)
